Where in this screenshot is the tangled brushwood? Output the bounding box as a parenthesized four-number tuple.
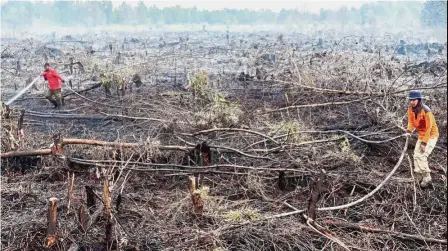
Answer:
(0, 30, 447, 251)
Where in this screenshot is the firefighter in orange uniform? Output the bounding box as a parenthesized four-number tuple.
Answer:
(406, 90, 439, 187)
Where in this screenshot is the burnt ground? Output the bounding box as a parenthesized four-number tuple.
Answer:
(1, 28, 447, 251)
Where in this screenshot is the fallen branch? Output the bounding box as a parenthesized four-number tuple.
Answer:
(271, 79, 447, 96)
(62, 82, 102, 97)
(303, 214, 350, 251)
(1, 138, 270, 159)
(0, 149, 52, 158)
(339, 131, 404, 144)
(265, 97, 369, 114)
(192, 128, 279, 145)
(270, 79, 374, 95)
(326, 220, 447, 244)
(99, 112, 167, 123)
(68, 158, 311, 174)
(26, 112, 114, 121)
(66, 85, 125, 109)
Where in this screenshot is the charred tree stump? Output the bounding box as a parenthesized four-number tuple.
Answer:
(182, 142, 211, 189)
(307, 169, 326, 220)
(120, 78, 126, 97)
(113, 52, 121, 64)
(278, 171, 286, 191)
(77, 62, 85, 74)
(69, 57, 74, 89)
(78, 204, 87, 232)
(189, 176, 204, 215)
(16, 60, 21, 76)
(200, 141, 211, 166)
(104, 85, 112, 96)
(189, 175, 196, 196)
(116, 194, 122, 213)
(103, 180, 113, 248)
(46, 197, 58, 248)
(17, 109, 25, 128)
(85, 185, 96, 214)
(2, 103, 11, 119)
(66, 172, 75, 213)
(51, 133, 64, 156)
(132, 74, 142, 88)
(16, 109, 24, 146)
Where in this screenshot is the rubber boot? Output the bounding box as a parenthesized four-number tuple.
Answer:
(49, 100, 58, 108)
(420, 172, 432, 188)
(54, 99, 62, 109)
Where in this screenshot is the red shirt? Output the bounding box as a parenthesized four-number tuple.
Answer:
(41, 68, 63, 90)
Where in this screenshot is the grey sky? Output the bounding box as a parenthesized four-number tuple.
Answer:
(7, 0, 381, 13)
(112, 0, 375, 12)
(3, 0, 427, 13)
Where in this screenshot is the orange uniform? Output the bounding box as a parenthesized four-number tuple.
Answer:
(407, 105, 439, 144)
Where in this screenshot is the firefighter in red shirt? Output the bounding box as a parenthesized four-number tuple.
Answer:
(41, 63, 65, 109)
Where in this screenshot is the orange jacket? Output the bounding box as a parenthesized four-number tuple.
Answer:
(407, 104, 439, 144)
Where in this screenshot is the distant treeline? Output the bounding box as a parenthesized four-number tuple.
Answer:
(1, 1, 446, 29)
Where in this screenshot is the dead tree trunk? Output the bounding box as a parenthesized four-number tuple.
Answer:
(16, 109, 25, 147)
(46, 197, 58, 248)
(278, 171, 286, 191)
(115, 194, 122, 213)
(69, 57, 74, 89)
(78, 204, 87, 232)
(103, 180, 113, 248)
(1, 139, 192, 158)
(189, 176, 204, 215)
(325, 220, 448, 244)
(66, 172, 75, 213)
(86, 185, 96, 214)
(2, 103, 11, 119)
(121, 78, 126, 97)
(51, 133, 63, 155)
(16, 60, 20, 76)
(307, 169, 326, 220)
